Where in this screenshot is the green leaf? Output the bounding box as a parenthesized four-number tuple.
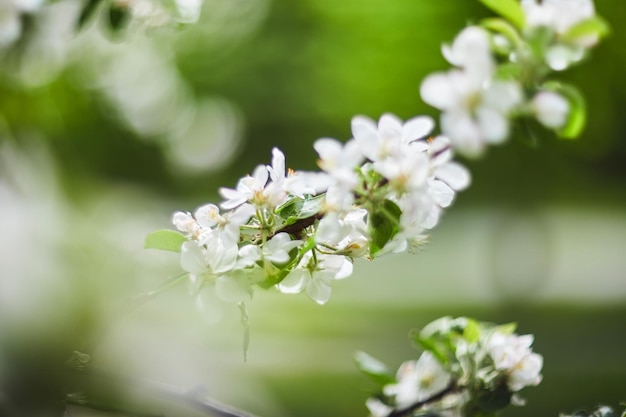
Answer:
(493, 321, 517, 335)
(542, 82, 587, 139)
(144, 230, 187, 252)
(354, 351, 396, 386)
(480, 17, 523, 47)
(276, 194, 325, 226)
(478, 0, 525, 30)
(368, 199, 402, 258)
(562, 16, 611, 43)
(409, 330, 454, 368)
(463, 318, 481, 344)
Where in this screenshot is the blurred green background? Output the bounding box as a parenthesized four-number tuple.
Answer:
(0, 0, 625, 416)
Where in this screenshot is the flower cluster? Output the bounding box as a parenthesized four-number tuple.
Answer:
(357, 317, 543, 417)
(421, 0, 607, 156)
(162, 114, 470, 315)
(144, 0, 609, 323)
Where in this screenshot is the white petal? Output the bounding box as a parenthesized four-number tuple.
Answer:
(269, 147, 285, 180)
(251, 164, 269, 187)
(378, 113, 403, 138)
(351, 115, 378, 142)
(429, 179, 455, 208)
(180, 241, 208, 275)
(277, 268, 307, 294)
(476, 108, 509, 143)
(420, 72, 457, 110)
(435, 162, 471, 190)
(402, 116, 434, 143)
(219, 187, 247, 209)
(420, 205, 441, 229)
(306, 277, 332, 305)
(441, 111, 484, 156)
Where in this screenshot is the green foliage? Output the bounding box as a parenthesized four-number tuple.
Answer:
(477, 0, 525, 30)
(144, 230, 187, 252)
(368, 199, 402, 258)
(276, 194, 325, 226)
(353, 351, 396, 386)
(563, 17, 611, 44)
(409, 328, 456, 368)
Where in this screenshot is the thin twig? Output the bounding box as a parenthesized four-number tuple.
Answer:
(386, 383, 458, 417)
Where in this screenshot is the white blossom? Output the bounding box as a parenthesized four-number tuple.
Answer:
(421, 69, 522, 156)
(384, 351, 452, 409)
(277, 252, 352, 304)
(314, 137, 363, 190)
(521, 0, 596, 43)
(219, 164, 271, 209)
(261, 232, 302, 264)
(486, 332, 543, 392)
(266, 147, 316, 202)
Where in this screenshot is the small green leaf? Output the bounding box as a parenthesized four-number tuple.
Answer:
(562, 16, 611, 44)
(276, 194, 324, 226)
(463, 318, 481, 344)
(144, 230, 187, 252)
(354, 351, 396, 386)
(368, 199, 402, 258)
(410, 331, 453, 368)
(493, 321, 517, 335)
(478, 0, 525, 30)
(542, 82, 587, 139)
(480, 17, 523, 47)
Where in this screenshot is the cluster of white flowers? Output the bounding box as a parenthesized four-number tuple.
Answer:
(170, 114, 470, 310)
(162, 0, 607, 319)
(420, 0, 603, 156)
(361, 317, 543, 417)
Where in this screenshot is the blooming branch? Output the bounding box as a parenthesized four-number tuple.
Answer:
(356, 317, 544, 417)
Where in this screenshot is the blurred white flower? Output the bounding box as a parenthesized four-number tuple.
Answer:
(384, 351, 452, 409)
(531, 90, 570, 129)
(261, 233, 302, 265)
(366, 397, 394, 417)
(442, 26, 494, 78)
(314, 137, 363, 190)
(486, 332, 543, 392)
(521, 0, 596, 43)
(421, 69, 522, 156)
(278, 252, 352, 304)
